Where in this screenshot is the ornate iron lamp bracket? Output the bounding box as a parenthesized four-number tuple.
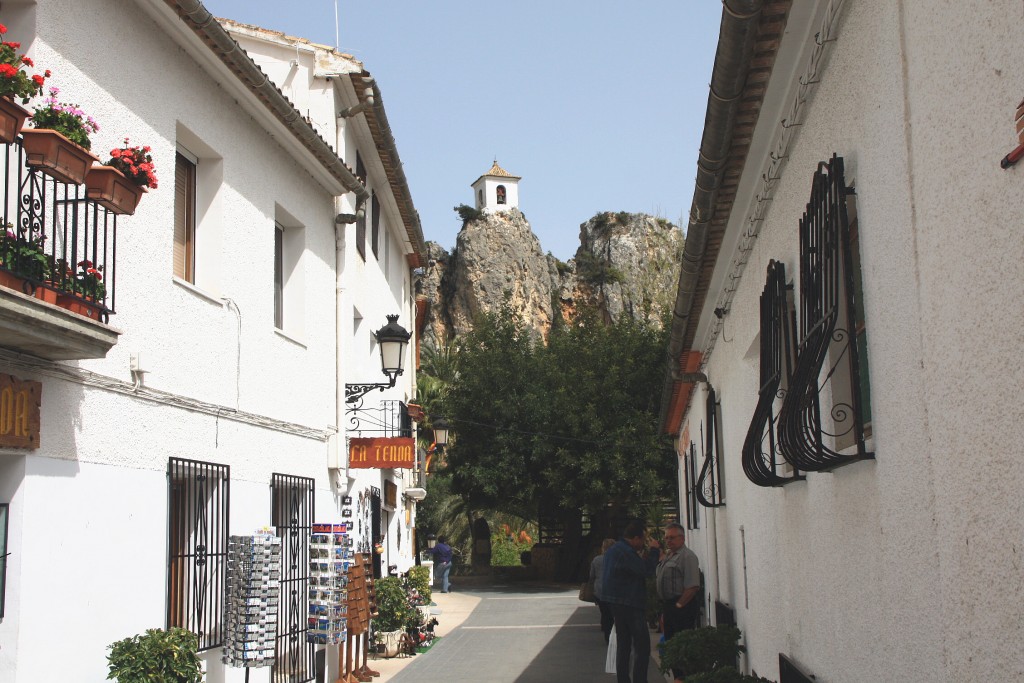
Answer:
(345, 379, 395, 404)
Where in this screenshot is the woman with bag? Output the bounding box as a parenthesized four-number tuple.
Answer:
(589, 538, 616, 642)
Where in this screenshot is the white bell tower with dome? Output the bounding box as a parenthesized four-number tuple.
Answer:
(471, 160, 521, 214)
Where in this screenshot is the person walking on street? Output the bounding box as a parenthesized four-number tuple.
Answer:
(656, 522, 701, 682)
(601, 519, 660, 683)
(590, 537, 616, 642)
(427, 535, 453, 593)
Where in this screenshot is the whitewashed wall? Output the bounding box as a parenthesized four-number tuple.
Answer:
(226, 23, 421, 573)
(679, 1, 1024, 681)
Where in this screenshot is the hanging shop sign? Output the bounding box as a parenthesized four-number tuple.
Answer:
(0, 375, 41, 450)
(348, 437, 415, 469)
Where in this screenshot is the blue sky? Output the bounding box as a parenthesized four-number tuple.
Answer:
(202, 1, 722, 260)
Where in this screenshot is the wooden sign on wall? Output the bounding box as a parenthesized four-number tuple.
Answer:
(348, 437, 415, 469)
(0, 375, 41, 450)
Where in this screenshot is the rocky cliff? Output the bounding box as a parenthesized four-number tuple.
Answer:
(418, 209, 683, 348)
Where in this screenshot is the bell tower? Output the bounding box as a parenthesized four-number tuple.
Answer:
(471, 160, 521, 214)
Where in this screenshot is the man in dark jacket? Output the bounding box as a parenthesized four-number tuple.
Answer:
(600, 519, 660, 683)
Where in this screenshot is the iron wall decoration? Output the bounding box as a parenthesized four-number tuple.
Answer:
(742, 261, 805, 487)
(166, 458, 230, 652)
(346, 399, 410, 438)
(778, 154, 873, 471)
(270, 473, 315, 683)
(696, 386, 726, 507)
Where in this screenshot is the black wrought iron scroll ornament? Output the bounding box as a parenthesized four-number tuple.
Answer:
(742, 260, 804, 487)
(777, 154, 873, 471)
(695, 385, 725, 507)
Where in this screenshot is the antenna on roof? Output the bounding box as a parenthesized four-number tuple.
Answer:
(334, 0, 340, 50)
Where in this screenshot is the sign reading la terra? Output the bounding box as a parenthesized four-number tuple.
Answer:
(0, 374, 41, 450)
(348, 437, 415, 469)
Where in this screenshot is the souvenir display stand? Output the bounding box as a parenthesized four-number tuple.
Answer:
(223, 533, 282, 676)
(307, 523, 351, 647)
(339, 553, 377, 682)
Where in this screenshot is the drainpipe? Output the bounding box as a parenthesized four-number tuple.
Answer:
(659, 0, 765, 427)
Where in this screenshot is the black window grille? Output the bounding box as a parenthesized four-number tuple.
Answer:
(778, 154, 873, 471)
(166, 458, 229, 652)
(715, 600, 735, 627)
(371, 192, 380, 260)
(355, 154, 366, 261)
(271, 473, 315, 683)
(743, 260, 804, 487)
(696, 386, 726, 507)
(683, 442, 700, 530)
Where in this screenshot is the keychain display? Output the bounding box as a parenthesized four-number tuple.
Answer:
(223, 532, 282, 668)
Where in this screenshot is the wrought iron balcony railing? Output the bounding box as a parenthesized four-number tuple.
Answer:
(1, 135, 119, 323)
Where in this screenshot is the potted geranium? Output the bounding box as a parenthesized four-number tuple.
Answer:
(22, 86, 99, 184)
(86, 138, 157, 215)
(0, 23, 48, 143)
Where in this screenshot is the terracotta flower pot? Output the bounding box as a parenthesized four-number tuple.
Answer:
(56, 293, 103, 320)
(20, 128, 98, 186)
(85, 165, 146, 215)
(0, 269, 27, 293)
(0, 96, 30, 145)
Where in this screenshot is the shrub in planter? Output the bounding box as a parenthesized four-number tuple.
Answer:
(682, 666, 774, 683)
(660, 625, 743, 678)
(106, 627, 203, 683)
(407, 565, 432, 604)
(371, 576, 417, 633)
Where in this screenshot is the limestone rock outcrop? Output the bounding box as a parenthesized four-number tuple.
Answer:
(418, 209, 683, 348)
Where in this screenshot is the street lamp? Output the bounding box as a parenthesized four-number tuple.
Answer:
(426, 533, 437, 549)
(432, 418, 450, 449)
(345, 315, 411, 403)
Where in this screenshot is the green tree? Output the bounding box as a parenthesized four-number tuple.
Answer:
(439, 304, 674, 579)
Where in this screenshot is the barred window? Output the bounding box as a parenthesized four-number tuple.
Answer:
(683, 442, 700, 530)
(742, 260, 804, 487)
(778, 154, 873, 471)
(167, 458, 229, 651)
(696, 385, 726, 507)
(271, 473, 316, 683)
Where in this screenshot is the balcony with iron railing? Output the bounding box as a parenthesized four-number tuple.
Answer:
(0, 134, 121, 359)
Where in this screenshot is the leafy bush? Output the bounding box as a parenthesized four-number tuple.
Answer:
(660, 625, 743, 677)
(575, 249, 623, 286)
(491, 529, 533, 566)
(372, 576, 417, 632)
(407, 565, 432, 604)
(454, 203, 483, 223)
(683, 666, 774, 683)
(106, 627, 203, 683)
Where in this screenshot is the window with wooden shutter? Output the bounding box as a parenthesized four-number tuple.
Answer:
(174, 152, 196, 282)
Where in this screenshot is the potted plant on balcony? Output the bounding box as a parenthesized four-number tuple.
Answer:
(0, 223, 55, 302)
(55, 259, 105, 320)
(0, 23, 48, 144)
(22, 86, 99, 184)
(86, 138, 157, 215)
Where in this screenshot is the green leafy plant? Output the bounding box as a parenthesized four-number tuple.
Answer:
(0, 23, 49, 103)
(0, 223, 50, 280)
(407, 565, 432, 604)
(660, 625, 744, 677)
(31, 87, 98, 149)
(454, 203, 483, 223)
(74, 259, 105, 300)
(106, 627, 203, 683)
(106, 137, 158, 188)
(682, 667, 774, 683)
(371, 576, 417, 632)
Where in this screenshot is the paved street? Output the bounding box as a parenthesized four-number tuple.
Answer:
(383, 580, 667, 683)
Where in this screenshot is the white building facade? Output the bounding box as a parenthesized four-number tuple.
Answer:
(0, 1, 425, 682)
(662, 1, 1024, 682)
